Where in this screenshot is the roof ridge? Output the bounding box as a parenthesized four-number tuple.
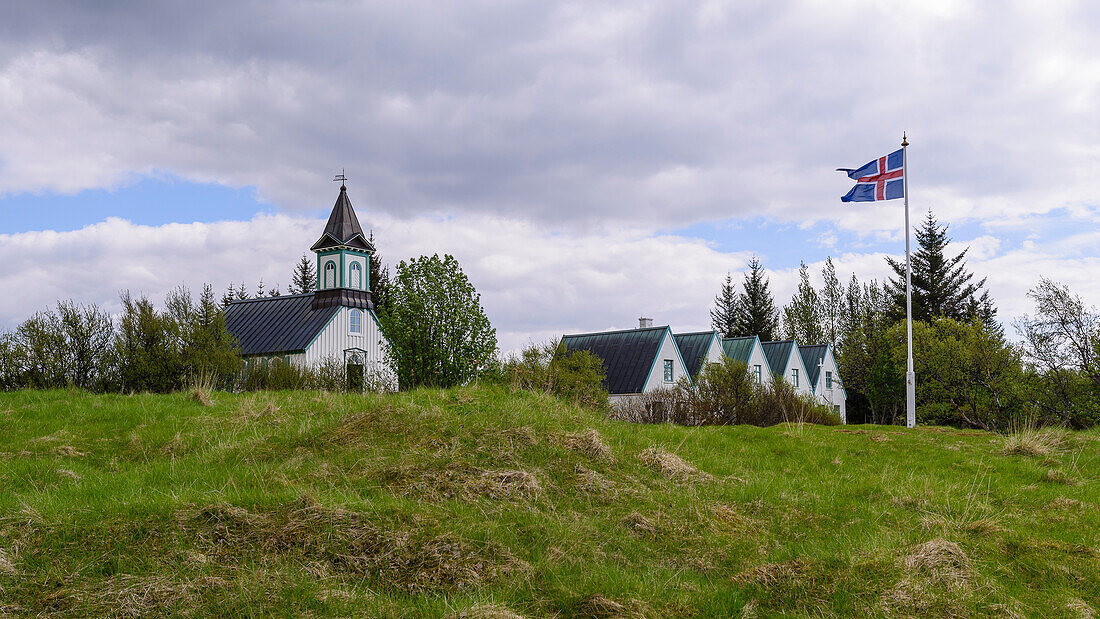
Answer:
(562, 325, 670, 338)
(228, 292, 314, 304)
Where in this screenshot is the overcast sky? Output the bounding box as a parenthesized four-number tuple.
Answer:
(1, 1, 1098, 353)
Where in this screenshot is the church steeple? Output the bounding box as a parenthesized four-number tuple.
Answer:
(310, 179, 375, 310)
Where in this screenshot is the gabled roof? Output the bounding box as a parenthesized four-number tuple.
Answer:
(761, 340, 797, 375)
(224, 294, 341, 355)
(561, 326, 669, 394)
(310, 185, 375, 252)
(674, 331, 720, 379)
(799, 344, 829, 388)
(722, 336, 758, 364)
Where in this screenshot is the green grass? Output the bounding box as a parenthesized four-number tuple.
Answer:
(0, 387, 1097, 617)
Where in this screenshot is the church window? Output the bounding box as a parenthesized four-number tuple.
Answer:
(350, 262, 362, 289)
(350, 309, 362, 334)
(324, 261, 336, 288)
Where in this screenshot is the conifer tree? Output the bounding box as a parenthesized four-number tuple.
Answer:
(782, 262, 824, 343)
(710, 272, 739, 338)
(290, 255, 315, 294)
(886, 209, 994, 323)
(732, 256, 778, 341)
(256, 279, 265, 297)
(820, 258, 843, 345)
(368, 231, 392, 316)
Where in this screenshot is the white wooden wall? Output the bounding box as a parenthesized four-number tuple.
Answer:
(641, 330, 690, 394)
(813, 350, 847, 423)
(303, 307, 394, 386)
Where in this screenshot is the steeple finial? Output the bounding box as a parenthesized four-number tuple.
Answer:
(333, 169, 347, 189)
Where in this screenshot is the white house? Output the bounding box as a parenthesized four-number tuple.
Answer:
(673, 330, 726, 380)
(224, 183, 395, 389)
(799, 343, 847, 422)
(761, 340, 814, 397)
(561, 319, 691, 403)
(720, 335, 773, 386)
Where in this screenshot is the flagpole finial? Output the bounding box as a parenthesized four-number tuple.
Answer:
(901, 131, 908, 147)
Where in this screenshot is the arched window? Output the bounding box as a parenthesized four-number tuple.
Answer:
(324, 261, 336, 288)
(350, 262, 362, 289)
(349, 308, 362, 334)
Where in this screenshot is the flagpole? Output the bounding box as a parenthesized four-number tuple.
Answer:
(902, 132, 916, 428)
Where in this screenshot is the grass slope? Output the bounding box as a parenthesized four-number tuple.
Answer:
(0, 387, 1097, 617)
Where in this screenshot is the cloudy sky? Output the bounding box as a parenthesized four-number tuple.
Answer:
(1, 1, 1098, 353)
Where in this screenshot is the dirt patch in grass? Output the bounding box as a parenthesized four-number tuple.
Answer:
(177, 497, 527, 593)
(558, 429, 614, 462)
(639, 447, 712, 482)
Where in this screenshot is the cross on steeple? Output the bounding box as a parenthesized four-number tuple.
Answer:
(333, 169, 347, 188)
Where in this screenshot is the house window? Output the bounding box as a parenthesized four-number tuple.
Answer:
(791, 368, 799, 388)
(663, 359, 673, 382)
(350, 309, 362, 334)
(350, 262, 362, 289)
(753, 365, 762, 384)
(825, 371, 833, 389)
(324, 261, 336, 288)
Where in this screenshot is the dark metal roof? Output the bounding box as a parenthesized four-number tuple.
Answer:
(560, 326, 668, 394)
(674, 331, 717, 379)
(761, 340, 796, 375)
(310, 185, 375, 252)
(224, 293, 340, 355)
(721, 336, 757, 365)
(799, 344, 829, 388)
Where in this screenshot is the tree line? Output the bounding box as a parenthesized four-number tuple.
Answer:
(709, 210, 1098, 430)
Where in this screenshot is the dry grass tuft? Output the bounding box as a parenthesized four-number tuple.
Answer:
(1002, 426, 1065, 456)
(56, 468, 81, 481)
(902, 538, 973, 582)
(639, 447, 713, 482)
(574, 465, 612, 494)
(454, 603, 526, 619)
(561, 429, 614, 462)
(574, 594, 639, 618)
(190, 387, 214, 407)
(622, 512, 656, 535)
(1049, 497, 1083, 509)
(97, 574, 226, 616)
(1066, 598, 1097, 619)
(52, 445, 87, 457)
(1044, 469, 1079, 485)
(0, 547, 16, 575)
(472, 470, 542, 500)
(733, 560, 811, 588)
(885, 539, 975, 615)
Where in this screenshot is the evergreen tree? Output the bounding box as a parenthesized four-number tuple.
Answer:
(819, 257, 843, 345)
(368, 231, 392, 315)
(710, 272, 739, 338)
(782, 262, 824, 343)
(269, 284, 281, 297)
(732, 256, 778, 340)
(290, 254, 315, 294)
(886, 209, 994, 323)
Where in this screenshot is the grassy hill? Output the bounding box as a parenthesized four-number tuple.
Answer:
(0, 387, 1097, 617)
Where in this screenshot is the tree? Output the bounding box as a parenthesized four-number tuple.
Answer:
(290, 255, 315, 294)
(782, 262, 824, 343)
(710, 272, 738, 337)
(819, 258, 843, 345)
(381, 254, 498, 389)
(733, 256, 778, 341)
(368, 232, 392, 316)
(899, 317, 1025, 431)
(886, 209, 994, 323)
(1015, 278, 1100, 427)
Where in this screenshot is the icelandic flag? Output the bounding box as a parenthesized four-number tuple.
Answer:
(838, 148, 904, 202)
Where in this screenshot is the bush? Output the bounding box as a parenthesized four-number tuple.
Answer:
(503, 340, 609, 410)
(237, 356, 374, 392)
(609, 359, 840, 427)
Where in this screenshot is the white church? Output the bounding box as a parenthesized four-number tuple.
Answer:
(224, 182, 394, 388)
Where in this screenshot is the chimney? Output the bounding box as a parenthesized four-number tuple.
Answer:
(638, 317, 653, 328)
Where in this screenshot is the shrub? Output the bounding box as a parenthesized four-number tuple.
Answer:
(503, 340, 609, 410)
(609, 360, 840, 427)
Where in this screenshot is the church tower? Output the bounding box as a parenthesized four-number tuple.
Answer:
(309, 182, 376, 310)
